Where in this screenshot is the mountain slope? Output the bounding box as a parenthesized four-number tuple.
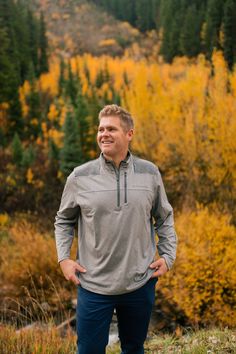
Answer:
(30, 0, 157, 58)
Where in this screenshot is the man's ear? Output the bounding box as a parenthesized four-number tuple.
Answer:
(127, 129, 134, 142)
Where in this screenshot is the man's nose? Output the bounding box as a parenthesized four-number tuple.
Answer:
(101, 129, 110, 137)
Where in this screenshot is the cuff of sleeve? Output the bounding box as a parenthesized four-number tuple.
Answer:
(58, 256, 70, 263)
(160, 255, 172, 270)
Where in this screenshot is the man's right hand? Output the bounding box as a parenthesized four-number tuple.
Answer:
(59, 259, 86, 285)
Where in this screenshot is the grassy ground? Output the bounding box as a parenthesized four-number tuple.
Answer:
(108, 328, 236, 354)
(0, 325, 235, 354)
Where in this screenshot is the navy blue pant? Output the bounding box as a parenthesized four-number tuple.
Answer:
(76, 278, 157, 354)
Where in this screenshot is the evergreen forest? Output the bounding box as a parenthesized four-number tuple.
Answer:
(91, 0, 236, 68)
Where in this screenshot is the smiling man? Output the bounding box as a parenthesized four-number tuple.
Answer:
(97, 113, 133, 166)
(55, 104, 177, 354)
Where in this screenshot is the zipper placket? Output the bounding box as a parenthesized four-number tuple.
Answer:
(124, 171, 127, 203)
(113, 166, 120, 207)
(116, 169, 120, 207)
(113, 164, 127, 207)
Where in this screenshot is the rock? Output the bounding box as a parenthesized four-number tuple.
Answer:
(40, 302, 51, 311)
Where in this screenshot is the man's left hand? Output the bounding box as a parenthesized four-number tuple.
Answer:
(149, 258, 168, 278)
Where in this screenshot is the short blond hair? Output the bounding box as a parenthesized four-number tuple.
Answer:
(98, 104, 134, 131)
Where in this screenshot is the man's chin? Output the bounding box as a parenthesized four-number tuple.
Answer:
(101, 146, 112, 153)
(102, 151, 114, 161)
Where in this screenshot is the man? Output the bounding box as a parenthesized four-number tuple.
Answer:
(55, 104, 177, 354)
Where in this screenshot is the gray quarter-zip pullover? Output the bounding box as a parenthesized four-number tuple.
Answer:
(54, 153, 177, 295)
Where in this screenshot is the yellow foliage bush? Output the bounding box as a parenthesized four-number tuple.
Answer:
(26, 168, 34, 184)
(47, 103, 59, 122)
(98, 38, 117, 47)
(160, 206, 236, 327)
(0, 219, 76, 311)
(0, 213, 9, 227)
(0, 102, 10, 132)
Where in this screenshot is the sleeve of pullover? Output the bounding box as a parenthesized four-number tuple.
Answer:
(54, 171, 80, 262)
(152, 168, 177, 270)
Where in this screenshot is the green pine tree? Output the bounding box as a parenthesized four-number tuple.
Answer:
(66, 63, 78, 106)
(25, 67, 41, 138)
(21, 145, 35, 168)
(223, 0, 236, 69)
(74, 93, 89, 161)
(58, 58, 66, 95)
(135, 0, 156, 31)
(0, 1, 22, 105)
(48, 138, 60, 174)
(87, 89, 102, 157)
(0, 27, 13, 102)
(27, 8, 39, 76)
(95, 69, 105, 88)
(180, 4, 202, 57)
(151, 0, 161, 29)
(0, 0, 45, 139)
(38, 11, 49, 74)
(11, 132, 23, 166)
(123, 0, 136, 25)
(13, 0, 31, 81)
(8, 89, 23, 137)
(49, 139, 59, 162)
(205, 0, 224, 58)
(0, 26, 24, 137)
(60, 110, 83, 176)
(160, 0, 183, 62)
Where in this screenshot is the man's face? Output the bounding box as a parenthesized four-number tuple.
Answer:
(97, 116, 133, 161)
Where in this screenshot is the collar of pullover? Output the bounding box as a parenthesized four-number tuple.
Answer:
(100, 151, 132, 173)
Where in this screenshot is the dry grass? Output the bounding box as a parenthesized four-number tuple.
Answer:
(0, 326, 235, 354)
(0, 324, 77, 354)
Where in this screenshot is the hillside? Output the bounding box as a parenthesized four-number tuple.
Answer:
(89, 0, 236, 68)
(29, 0, 158, 58)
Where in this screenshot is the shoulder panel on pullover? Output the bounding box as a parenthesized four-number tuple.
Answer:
(74, 158, 100, 177)
(133, 156, 158, 175)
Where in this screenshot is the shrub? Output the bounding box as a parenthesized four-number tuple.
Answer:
(159, 206, 236, 327)
(0, 219, 77, 322)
